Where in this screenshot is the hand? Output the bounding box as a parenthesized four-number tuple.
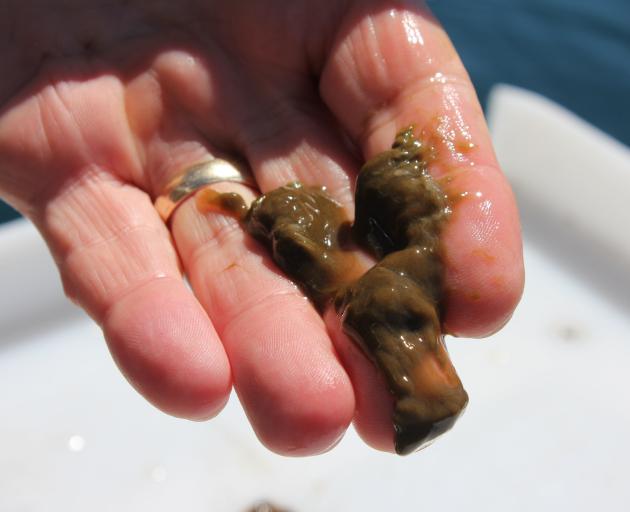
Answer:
(0, 0, 523, 454)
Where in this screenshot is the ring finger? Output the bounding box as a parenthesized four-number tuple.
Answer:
(165, 147, 355, 456)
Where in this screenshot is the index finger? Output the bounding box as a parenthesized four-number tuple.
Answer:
(320, 1, 524, 337)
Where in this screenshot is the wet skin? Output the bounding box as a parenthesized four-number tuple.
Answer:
(0, 1, 524, 456)
(201, 127, 468, 454)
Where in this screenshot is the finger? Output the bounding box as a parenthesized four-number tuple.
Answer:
(170, 172, 355, 456)
(145, 50, 356, 454)
(234, 92, 358, 208)
(315, 1, 524, 452)
(320, 2, 524, 337)
(152, 46, 361, 209)
(34, 171, 231, 420)
(324, 308, 395, 452)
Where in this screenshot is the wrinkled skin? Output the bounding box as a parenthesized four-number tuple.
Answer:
(0, 0, 524, 455)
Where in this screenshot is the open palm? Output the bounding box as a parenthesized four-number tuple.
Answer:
(0, 0, 523, 454)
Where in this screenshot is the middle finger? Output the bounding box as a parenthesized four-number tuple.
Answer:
(168, 156, 355, 456)
(148, 47, 358, 455)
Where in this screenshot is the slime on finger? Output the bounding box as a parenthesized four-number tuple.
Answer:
(197, 127, 468, 455)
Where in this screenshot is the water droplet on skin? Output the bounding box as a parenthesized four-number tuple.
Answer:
(430, 72, 447, 84)
(401, 11, 425, 46)
(480, 199, 493, 216)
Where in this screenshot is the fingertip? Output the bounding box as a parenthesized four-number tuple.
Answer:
(441, 166, 525, 338)
(443, 259, 524, 338)
(246, 376, 354, 457)
(242, 368, 355, 456)
(103, 277, 232, 420)
(324, 309, 396, 454)
(224, 302, 355, 457)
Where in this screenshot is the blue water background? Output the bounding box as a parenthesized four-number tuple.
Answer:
(1, 0, 629, 224)
(430, 0, 630, 144)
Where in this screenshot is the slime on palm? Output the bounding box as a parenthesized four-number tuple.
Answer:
(198, 127, 468, 455)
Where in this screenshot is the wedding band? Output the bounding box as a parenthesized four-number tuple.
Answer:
(154, 159, 256, 222)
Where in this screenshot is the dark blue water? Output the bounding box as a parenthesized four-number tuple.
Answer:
(1, 0, 629, 224)
(430, 0, 630, 144)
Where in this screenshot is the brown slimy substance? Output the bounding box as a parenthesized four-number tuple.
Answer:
(337, 128, 468, 454)
(196, 187, 250, 219)
(353, 128, 448, 258)
(336, 247, 467, 454)
(246, 182, 359, 310)
(200, 127, 468, 454)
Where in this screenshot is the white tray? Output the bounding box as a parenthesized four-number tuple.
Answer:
(1, 85, 629, 511)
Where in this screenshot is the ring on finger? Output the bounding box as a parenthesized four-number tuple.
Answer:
(154, 158, 257, 223)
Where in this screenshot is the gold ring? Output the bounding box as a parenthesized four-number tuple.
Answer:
(154, 159, 256, 222)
